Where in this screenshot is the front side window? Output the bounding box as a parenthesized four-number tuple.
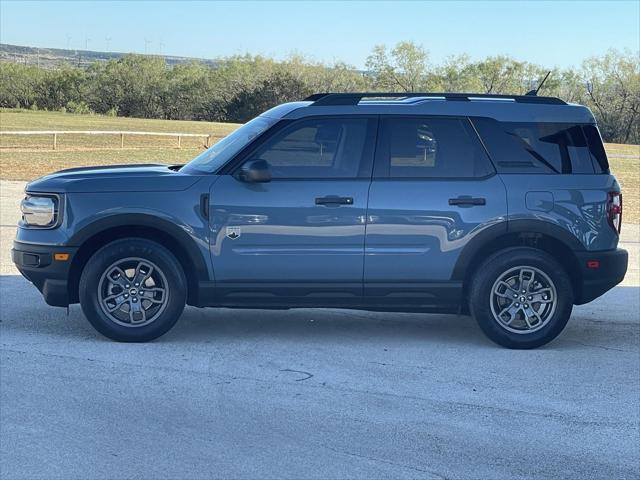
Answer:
(376, 117, 494, 178)
(248, 118, 373, 178)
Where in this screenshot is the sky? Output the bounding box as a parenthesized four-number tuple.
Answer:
(1, 1, 638, 69)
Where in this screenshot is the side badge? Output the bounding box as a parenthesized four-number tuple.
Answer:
(226, 226, 241, 240)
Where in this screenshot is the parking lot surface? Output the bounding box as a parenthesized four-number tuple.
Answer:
(1, 180, 638, 479)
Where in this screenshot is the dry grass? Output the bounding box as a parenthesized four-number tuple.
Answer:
(609, 155, 639, 224)
(0, 108, 238, 134)
(0, 108, 239, 150)
(0, 148, 204, 180)
(1, 109, 638, 222)
(605, 143, 639, 156)
(0, 109, 240, 181)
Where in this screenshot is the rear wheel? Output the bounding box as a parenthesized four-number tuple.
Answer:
(469, 247, 573, 349)
(79, 238, 186, 342)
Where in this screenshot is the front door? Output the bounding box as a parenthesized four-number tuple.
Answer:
(209, 116, 377, 305)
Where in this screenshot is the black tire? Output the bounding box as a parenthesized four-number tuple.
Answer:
(79, 238, 186, 342)
(469, 247, 573, 349)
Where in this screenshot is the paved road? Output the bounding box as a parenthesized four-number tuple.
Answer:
(1, 180, 639, 479)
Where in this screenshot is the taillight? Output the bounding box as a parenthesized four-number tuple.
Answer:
(607, 192, 622, 234)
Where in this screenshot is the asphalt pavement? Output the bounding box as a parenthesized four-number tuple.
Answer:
(1, 180, 638, 480)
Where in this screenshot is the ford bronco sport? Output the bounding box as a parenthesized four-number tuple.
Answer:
(13, 92, 628, 348)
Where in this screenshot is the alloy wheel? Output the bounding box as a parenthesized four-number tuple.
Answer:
(97, 257, 169, 327)
(489, 265, 557, 334)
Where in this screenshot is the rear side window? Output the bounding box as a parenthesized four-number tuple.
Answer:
(472, 118, 608, 174)
(375, 117, 494, 178)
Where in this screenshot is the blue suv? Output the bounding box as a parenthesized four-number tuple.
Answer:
(12, 92, 628, 348)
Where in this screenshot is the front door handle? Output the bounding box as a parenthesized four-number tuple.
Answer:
(315, 196, 354, 206)
(448, 196, 486, 206)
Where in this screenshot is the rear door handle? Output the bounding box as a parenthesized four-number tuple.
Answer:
(448, 196, 486, 206)
(315, 196, 354, 206)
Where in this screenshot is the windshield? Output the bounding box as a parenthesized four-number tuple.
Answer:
(181, 116, 277, 174)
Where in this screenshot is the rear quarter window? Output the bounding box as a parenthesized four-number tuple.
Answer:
(472, 118, 608, 174)
(582, 125, 610, 173)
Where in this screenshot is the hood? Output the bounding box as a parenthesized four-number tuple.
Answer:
(26, 164, 201, 193)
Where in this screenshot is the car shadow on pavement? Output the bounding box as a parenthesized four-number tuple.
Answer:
(1, 274, 638, 350)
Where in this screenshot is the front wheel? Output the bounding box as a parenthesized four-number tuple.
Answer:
(79, 238, 186, 342)
(469, 247, 573, 349)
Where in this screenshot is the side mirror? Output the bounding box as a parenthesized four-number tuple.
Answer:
(237, 159, 271, 183)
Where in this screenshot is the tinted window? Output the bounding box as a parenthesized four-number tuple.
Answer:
(472, 118, 604, 174)
(505, 123, 594, 173)
(251, 118, 373, 178)
(583, 125, 610, 173)
(376, 117, 494, 178)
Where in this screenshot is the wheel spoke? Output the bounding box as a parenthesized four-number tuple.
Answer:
(526, 269, 536, 292)
(518, 269, 526, 290)
(494, 290, 514, 299)
(532, 287, 553, 296)
(517, 268, 535, 292)
(496, 281, 518, 295)
(498, 305, 518, 325)
(132, 262, 154, 288)
(107, 267, 129, 289)
(104, 294, 127, 312)
(529, 308, 544, 326)
(103, 293, 120, 303)
(531, 288, 553, 303)
(140, 287, 165, 304)
(532, 296, 554, 304)
(129, 299, 146, 324)
(522, 308, 534, 328)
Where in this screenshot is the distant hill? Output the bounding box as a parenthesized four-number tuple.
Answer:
(0, 43, 219, 69)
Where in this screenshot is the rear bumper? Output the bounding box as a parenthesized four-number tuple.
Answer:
(575, 248, 628, 305)
(12, 241, 77, 307)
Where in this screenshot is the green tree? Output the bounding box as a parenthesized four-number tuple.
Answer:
(365, 41, 430, 92)
(38, 65, 87, 111)
(582, 49, 640, 144)
(196, 54, 277, 121)
(88, 55, 167, 118)
(431, 54, 479, 92)
(471, 56, 537, 94)
(161, 62, 211, 120)
(0, 62, 45, 108)
(225, 70, 311, 122)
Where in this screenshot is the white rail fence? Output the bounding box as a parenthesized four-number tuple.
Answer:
(0, 130, 218, 150)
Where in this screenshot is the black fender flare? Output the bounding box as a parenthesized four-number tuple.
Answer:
(451, 219, 584, 281)
(67, 213, 210, 282)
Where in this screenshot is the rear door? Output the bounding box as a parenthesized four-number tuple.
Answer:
(364, 115, 508, 307)
(209, 116, 377, 304)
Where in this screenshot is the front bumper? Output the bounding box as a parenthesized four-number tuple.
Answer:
(575, 248, 628, 305)
(12, 241, 78, 307)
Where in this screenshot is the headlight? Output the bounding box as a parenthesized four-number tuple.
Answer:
(20, 194, 60, 228)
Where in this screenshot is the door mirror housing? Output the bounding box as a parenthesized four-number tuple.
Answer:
(237, 159, 272, 183)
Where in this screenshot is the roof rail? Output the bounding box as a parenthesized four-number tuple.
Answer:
(304, 92, 566, 106)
